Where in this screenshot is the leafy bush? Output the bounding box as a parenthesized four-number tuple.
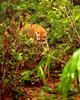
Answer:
(0, 0, 80, 98)
(59, 48, 80, 96)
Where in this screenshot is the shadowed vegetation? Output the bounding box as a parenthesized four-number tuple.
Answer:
(0, 0, 80, 99)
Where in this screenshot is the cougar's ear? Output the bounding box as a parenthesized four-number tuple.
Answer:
(35, 32, 40, 40)
(45, 32, 47, 35)
(35, 32, 39, 37)
(44, 32, 47, 39)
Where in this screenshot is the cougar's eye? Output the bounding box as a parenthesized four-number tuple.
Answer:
(43, 36, 46, 38)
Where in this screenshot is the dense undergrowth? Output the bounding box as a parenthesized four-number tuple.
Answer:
(0, 0, 80, 99)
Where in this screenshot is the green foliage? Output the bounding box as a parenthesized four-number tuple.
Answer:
(1, 0, 80, 45)
(21, 57, 46, 84)
(21, 70, 33, 81)
(3, 78, 10, 85)
(21, 51, 53, 84)
(59, 48, 80, 96)
(21, 48, 60, 84)
(11, 50, 23, 61)
(21, 41, 71, 84)
(0, 0, 80, 98)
